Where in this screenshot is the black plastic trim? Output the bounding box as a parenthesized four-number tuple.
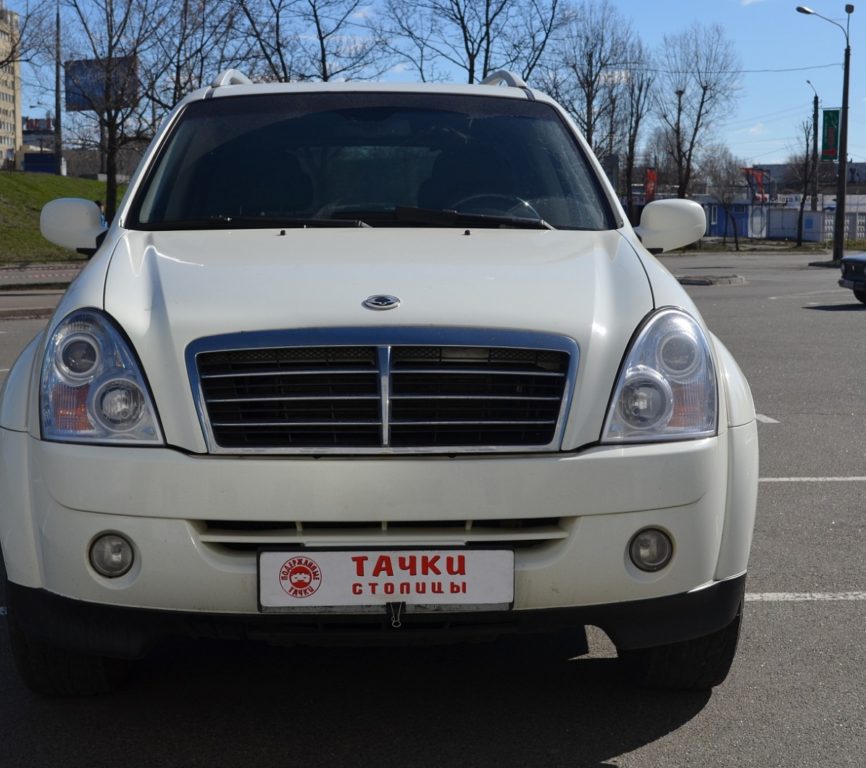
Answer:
(6, 575, 746, 659)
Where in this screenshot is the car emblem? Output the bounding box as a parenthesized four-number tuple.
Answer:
(363, 294, 401, 311)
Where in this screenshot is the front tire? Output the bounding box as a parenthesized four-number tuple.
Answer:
(853, 289, 866, 304)
(6, 588, 128, 697)
(619, 600, 743, 690)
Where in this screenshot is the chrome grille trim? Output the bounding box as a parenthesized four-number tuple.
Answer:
(186, 327, 579, 455)
(378, 346, 392, 447)
(195, 517, 571, 550)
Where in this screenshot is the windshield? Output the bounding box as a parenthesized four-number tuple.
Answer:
(128, 92, 616, 231)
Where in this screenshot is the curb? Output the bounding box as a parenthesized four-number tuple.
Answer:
(676, 274, 747, 286)
(0, 307, 55, 320)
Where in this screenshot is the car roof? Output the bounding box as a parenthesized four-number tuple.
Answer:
(179, 69, 552, 108)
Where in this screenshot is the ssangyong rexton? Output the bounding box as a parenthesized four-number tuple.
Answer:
(0, 70, 758, 695)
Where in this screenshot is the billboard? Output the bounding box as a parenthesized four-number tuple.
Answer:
(65, 56, 139, 113)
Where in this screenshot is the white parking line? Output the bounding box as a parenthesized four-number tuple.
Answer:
(755, 414, 780, 424)
(746, 592, 866, 602)
(769, 289, 848, 301)
(760, 476, 866, 483)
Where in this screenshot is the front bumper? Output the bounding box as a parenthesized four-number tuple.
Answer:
(1, 422, 757, 651)
(839, 278, 865, 291)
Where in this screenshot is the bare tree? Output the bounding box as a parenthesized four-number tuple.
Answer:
(238, 0, 385, 82)
(541, 0, 632, 154)
(789, 120, 814, 247)
(380, 0, 562, 84)
(655, 22, 740, 198)
(64, 0, 166, 222)
(620, 38, 654, 221)
(700, 143, 744, 250)
(144, 0, 245, 114)
(374, 1, 444, 82)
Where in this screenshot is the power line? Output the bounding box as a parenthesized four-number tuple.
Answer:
(606, 61, 841, 76)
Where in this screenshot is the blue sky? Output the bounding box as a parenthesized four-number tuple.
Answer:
(623, 0, 860, 165)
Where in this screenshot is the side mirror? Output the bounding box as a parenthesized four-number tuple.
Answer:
(40, 198, 107, 256)
(635, 199, 706, 253)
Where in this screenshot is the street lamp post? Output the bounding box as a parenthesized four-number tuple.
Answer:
(797, 4, 854, 262)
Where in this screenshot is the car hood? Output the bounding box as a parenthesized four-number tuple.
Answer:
(100, 227, 654, 452)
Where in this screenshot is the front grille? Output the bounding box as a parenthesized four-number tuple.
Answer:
(192, 333, 575, 453)
(843, 261, 865, 278)
(198, 346, 382, 448)
(196, 517, 570, 553)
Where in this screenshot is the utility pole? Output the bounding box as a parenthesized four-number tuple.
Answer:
(807, 80, 819, 212)
(53, 0, 62, 175)
(674, 88, 685, 198)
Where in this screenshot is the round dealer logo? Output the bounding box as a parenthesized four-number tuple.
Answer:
(279, 556, 322, 598)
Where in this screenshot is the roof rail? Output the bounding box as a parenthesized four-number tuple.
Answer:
(480, 70, 527, 89)
(210, 69, 253, 88)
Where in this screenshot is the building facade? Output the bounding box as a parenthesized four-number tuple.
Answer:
(0, 3, 22, 170)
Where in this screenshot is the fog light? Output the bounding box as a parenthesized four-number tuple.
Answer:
(629, 528, 673, 572)
(89, 533, 134, 578)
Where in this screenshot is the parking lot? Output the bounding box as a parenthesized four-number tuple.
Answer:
(0, 250, 864, 767)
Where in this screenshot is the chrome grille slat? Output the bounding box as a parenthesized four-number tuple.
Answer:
(191, 331, 576, 454)
(390, 420, 556, 426)
(212, 422, 383, 428)
(391, 394, 561, 401)
(390, 368, 566, 377)
(201, 368, 378, 379)
(208, 395, 381, 403)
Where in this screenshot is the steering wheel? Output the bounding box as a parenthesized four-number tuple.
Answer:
(450, 193, 542, 219)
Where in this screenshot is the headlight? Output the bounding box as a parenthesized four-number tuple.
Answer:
(40, 309, 163, 444)
(602, 309, 717, 443)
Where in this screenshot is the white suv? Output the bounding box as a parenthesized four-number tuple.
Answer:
(1, 70, 758, 695)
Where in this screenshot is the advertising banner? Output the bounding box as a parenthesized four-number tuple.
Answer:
(822, 109, 840, 160)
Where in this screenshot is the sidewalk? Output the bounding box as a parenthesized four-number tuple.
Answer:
(0, 262, 83, 320)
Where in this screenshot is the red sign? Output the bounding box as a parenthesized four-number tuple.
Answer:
(645, 168, 657, 203)
(260, 549, 514, 609)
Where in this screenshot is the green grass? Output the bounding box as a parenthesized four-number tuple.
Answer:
(0, 171, 110, 264)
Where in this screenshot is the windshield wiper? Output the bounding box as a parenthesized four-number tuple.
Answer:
(393, 206, 554, 230)
(138, 215, 371, 230)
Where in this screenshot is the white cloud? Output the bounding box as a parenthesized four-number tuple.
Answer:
(351, 5, 376, 21)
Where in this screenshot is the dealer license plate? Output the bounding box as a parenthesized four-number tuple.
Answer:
(258, 549, 514, 612)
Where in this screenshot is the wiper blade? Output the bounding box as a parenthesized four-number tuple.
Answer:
(139, 215, 370, 230)
(222, 215, 372, 228)
(394, 206, 554, 230)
